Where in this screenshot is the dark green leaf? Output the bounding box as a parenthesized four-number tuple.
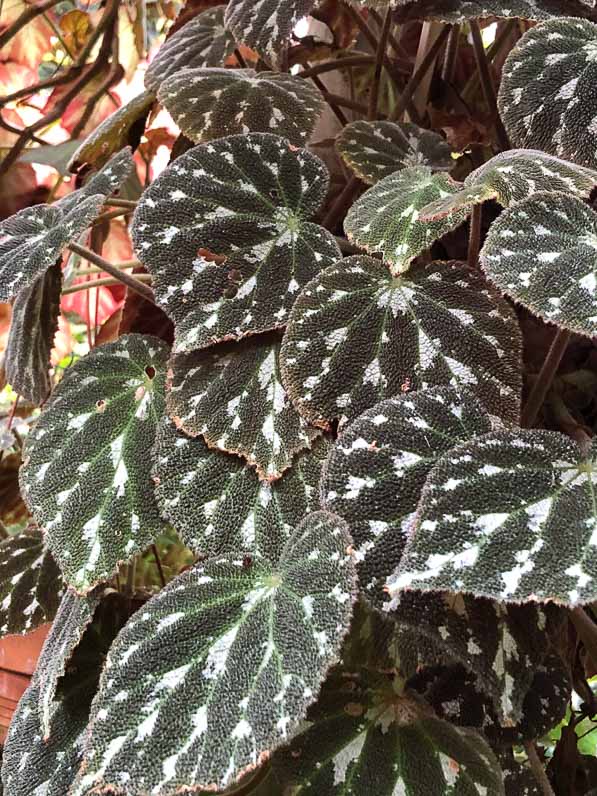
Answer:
(55, 147, 135, 215)
(388, 0, 597, 23)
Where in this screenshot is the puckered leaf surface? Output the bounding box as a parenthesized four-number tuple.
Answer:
(480, 192, 597, 338)
(158, 68, 323, 146)
(420, 149, 597, 221)
(0, 526, 63, 638)
(321, 387, 492, 605)
(498, 18, 597, 168)
(386, 0, 597, 23)
(225, 0, 315, 67)
(280, 256, 522, 429)
(387, 430, 597, 605)
(167, 334, 319, 481)
(154, 416, 328, 555)
(4, 262, 61, 404)
(144, 6, 236, 94)
(272, 668, 505, 795)
(20, 334, 168, 593)
(131, 132, 339, 353)
(70, 512, 357, 794)
(344, 166, 467, 273)
(57, 146, 135, 214)
(336, 120, 453, 184)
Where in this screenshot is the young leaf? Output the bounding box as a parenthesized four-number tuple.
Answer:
(498, 18, 597, 168)
(336, 120, 453, 184)
(0, 525, 63, 638)
(4, 262, 61, 404)
(154, 417, 328, 555)
(70, 512, 357, 794)
(167, 334, 319, 481)
(20, 334, 168, 593)
(480, 192, 597, 338)
(344, 166, 467, 273)
(280, 256, 522, 429)
(144, 6, 236, 94)
(0, 193, 104, 302)
(158, 68, 323, 146)
(420, 149, 597, 221)
(225, 0, 315, 67)
(131, 132, 340, 353)
(272, 668, 505, 795)
(389, 0, 597, 22)
(321, 387, 492, 606)
(387, 429, 597, 606)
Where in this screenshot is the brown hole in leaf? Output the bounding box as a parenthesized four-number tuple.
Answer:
(95, 399, 106, 412)
(197, 247, 227, 265)
(145, 365, 156, 379)
(223, 285, 238, 299)
(228, 269, 243, 284)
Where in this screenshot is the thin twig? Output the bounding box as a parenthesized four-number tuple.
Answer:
(309, 74, 349, 126)
(469, 20, 510, 151)
(152, 545, 166, 588)
(68, 242, 155, 302)
(441, 24, 460, 83)
(104, 198, 138, 209)
(524, 742, 555, 796)
(467, 205, 482, 268)
(368, 9, 393, 120)
(0, 0, 61, 49)
(345, 5, 378, 52)
(521, 328, 572, 428)
(298, 55, 375, 80)
(62, 274, 152, 295)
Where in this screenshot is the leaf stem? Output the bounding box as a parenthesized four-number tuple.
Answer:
(322, 176, 361, 233)
(441, 24, 460, 82)
(298, 55, 375, 80)
(467, 205, 482, 268)
(103, 198, 138, 209)
(521, 328, 572, 428)
(62, 274, 152, 295)
(469, 21, 510, 151)
(152, 544, 166, 588)
(68, 242, 155, 303)
(368, 9, 393, 120)
(310, 75, 349, 126)
(524, 742, 555, 796)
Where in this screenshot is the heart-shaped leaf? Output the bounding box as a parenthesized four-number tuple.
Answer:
(4, 262, 61, 404)
(321, 387, 492, 606)
(0, 525, 63, 638)
(225, 0, 315, 67)
(280, 256, 522, 429)
(131, 132, 339, 353)
(158, 68, 323, 146)
(167, 334, 320, 480)
(144, 6, 236, 94)
(20, 334, 168, 593)
(336, 120, 453, 184)
(389, 0, 597, 23)
(480, 192, 597, 338)
(272, 668, 505, 796)
(387, 429, 597, 605)
(70, 511, 357, 794)
(154, 415, 328, 554)
(420, 149, 597, 221)
(344, 166, 467, 273)
(498, 18, 597, 168)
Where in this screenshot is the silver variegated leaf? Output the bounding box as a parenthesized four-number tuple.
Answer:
(57, 146, 135, 214)
(20, 334, 168, 593)
(420, 149, 597, 221)
(280, 256, 522, 429)
(498, 18, 597, 168)
(225, 0, 315, 67)
(273, 668, 505, 795)
(387, 0, 597, 23)
(167, 335, 320, 480)
(321, 387, 492, 606)
(336, 120, 453, 184)
(0, 193, 104, 302)
(131, 132, 339, 353)
(4, 262, 61, 404)
(387, 429, 597, 606)
(480, 192, 597, 338)
(158, 68, 323, 146)
(344, 166, 467, 273)
(154, 416, 328, 554)
(145, 6, 236, 94)
(70, 512, 357, 794)
(0, 526, 63, 638)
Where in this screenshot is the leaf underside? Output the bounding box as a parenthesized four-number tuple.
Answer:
(70, 512, 357, 795)
(20, 333, 168, 593)
(280, 256, 522, 428)
(131, 132, 339, 353)
(387, 429, 597, 606)
(321, 386, 492, 606)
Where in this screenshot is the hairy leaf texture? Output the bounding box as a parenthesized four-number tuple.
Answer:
(131, 132, 340, 353)
(0, 525, 63, 638)
(387, 0, 597, 23)
(480, 192, 597, 338)
(159, 69, 323, 146)
(336, 120, 453, 184)
(20, 334, 168, 593)
(498, 17, 597, 168)
(388, 430, 597, 605)
(144, 6, 235, 94)
(321, 387, 492, 606)
(280, 256, 522, 428)
(70, 512, 357, 794)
